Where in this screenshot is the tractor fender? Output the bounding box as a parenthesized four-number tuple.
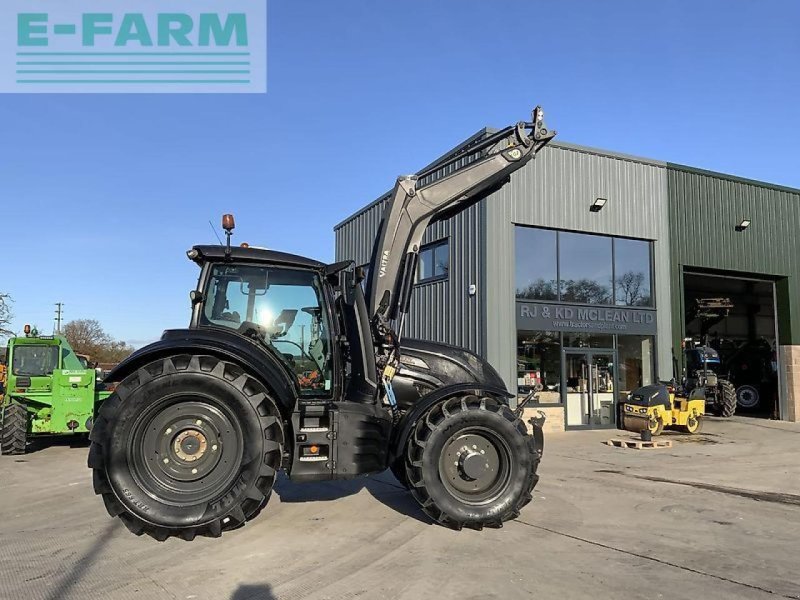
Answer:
(388, 382, 513, 464)
(104, 328, 299, 419)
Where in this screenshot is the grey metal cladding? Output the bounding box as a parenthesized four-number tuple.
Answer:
(334, 139, 490, 354)
(335, 194, 387, 266)
(483, 143, 673, 390)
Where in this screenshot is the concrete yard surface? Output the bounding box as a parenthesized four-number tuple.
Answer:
(1, 416, 799, 600)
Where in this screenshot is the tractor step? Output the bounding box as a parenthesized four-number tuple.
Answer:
(605, 438, 673, 450)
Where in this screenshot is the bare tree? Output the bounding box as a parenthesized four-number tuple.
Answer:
(616, 271, 649, 306)
(63, 319, 110, 355)
(0, 293, 13, 338)
(63, 319, 134, 363)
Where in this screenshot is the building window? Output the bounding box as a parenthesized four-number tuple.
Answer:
(514, 226, 654, 307)
(562, 332, 614, 349)
(515, 228, 557, 300)
(614, 238, 652, 306)
(417, 239, 449, 283)
(517, 331, 562, 404)
(559, 231, 613, 305)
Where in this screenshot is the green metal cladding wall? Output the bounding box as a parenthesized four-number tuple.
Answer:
(667, 164, 800, 349)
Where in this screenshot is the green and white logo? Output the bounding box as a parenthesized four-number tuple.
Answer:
(2, 1, 266, 93)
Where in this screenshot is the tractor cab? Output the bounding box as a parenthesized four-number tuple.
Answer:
(187, 246, 337, 396)
(685, 345, 722, 387)
(7, 331, 80, 395)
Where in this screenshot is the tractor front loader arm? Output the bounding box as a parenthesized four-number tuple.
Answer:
(365, 106, 556, 335)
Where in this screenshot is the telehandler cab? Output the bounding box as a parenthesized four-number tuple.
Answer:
(89, 107, 556, 541)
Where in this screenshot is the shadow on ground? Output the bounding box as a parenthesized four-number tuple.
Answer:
(22, 435, 91, 455)
(232, 584, 277, 600)
(43, 520, 119, 600)
(273, 471, 433, 525)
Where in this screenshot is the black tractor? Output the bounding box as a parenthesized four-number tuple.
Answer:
(88, 107, 556, 541)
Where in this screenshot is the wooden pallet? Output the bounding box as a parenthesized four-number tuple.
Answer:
(606, 438, 673, 450)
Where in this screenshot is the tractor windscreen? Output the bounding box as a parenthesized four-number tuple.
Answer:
(12, 345, 59, 377)
(200, 263, 333, 394)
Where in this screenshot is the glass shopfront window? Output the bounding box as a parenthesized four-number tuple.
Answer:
(614, 238, 652, 306)
(514, 226, 654, 308)
(562, 333, 614, 349)
(616, 335, 655, 401)
(517, 331, 561, 404)
(559, 231, 613, 305)
(516, 330, 656, 429)
(515, 228, 558, 300)
(514, 227, 657, 428)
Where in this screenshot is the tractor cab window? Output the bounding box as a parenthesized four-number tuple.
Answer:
(12, 345, 60, 377)
(202, 264, 333, 395)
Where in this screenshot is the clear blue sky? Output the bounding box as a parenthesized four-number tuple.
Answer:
(3, 0, 798, 347)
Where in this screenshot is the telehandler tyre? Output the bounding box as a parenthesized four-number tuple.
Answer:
(89, 355, 284, 541)
(405, 395, 539, 530)
(1, 403, 27, 456)
(718, 379, 737, 418)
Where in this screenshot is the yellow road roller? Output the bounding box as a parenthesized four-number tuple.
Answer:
(622, 383, 705, 435)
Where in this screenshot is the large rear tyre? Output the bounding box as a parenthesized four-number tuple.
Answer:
(736, 385, 760, 409)
(405, 395, 540, 530)
(88, 355, 284, 541)
(718, 379, 737, 418)
(1, 403, 27, 456)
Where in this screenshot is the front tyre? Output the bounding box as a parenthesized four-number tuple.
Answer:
(1, 403, 28, 455)
(406, 395, 540, 530)
(88, 355, 284, 541)
(718, 379, 737, 418)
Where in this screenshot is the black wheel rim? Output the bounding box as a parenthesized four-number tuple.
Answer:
(438, 426, 512, 505)
(129, 395, 244, 506)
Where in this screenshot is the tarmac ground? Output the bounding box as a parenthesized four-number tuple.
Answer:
(1, 416, 799, 600)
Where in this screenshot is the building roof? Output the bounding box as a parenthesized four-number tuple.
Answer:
(334, 129, 800, 231)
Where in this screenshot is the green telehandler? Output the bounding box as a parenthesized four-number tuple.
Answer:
(0, 326, 112, 455)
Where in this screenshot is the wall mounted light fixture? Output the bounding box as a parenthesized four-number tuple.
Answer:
(735, 219, 751, 232)
(590, 197, 607, 212)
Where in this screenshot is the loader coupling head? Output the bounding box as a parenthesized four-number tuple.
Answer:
(512, 106, 556, 150)
(531, 106, 555, 143)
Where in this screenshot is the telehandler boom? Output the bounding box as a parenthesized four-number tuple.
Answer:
(89, 106, 556, 540)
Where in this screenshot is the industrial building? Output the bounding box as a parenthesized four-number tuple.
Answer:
(335, 131, 800, 431)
